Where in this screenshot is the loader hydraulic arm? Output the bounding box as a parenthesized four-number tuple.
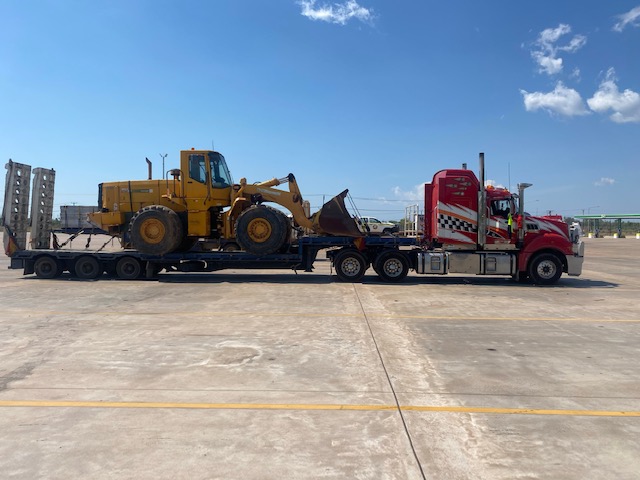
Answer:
(242, 173, 314, 230)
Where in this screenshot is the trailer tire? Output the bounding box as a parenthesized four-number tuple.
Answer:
(235, 205, 288, 256)
(333, 249, 367, 282)
(116, 256, 142, 280)
(74, 255, 102, 279)
(374, 251, 409, 282)
(129, 205, 183, 255)
(528, 253, 562, 285)
(34, 255, 62, 279)
(222, 242, 241, 252)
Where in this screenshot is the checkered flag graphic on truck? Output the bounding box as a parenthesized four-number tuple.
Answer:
(438, 214, 477, 232)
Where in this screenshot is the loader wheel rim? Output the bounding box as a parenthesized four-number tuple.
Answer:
(246, 218, 272, 243)
(139, 218, 166, 245)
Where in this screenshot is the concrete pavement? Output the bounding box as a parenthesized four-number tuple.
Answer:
(1, 238, 639, 479)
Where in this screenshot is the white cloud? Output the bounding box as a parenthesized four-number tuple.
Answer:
(569, 67, 581, 81)
(587, 68, 640, 123)
(594, 177, 615, 187)
(613, 6, 640, 32)
(530, 24, 587, 75)
(392, 184, 424, 202)
(520, 82, 590, 117)
(298, 0, 373, 25)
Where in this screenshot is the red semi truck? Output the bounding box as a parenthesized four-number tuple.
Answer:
(326, 153, 584, 284)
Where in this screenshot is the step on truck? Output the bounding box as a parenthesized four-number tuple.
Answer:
(4, 153, 584, 284)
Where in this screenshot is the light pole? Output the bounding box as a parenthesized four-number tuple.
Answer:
(159, 153, 168, 180)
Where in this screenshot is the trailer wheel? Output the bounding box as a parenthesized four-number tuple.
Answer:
(74, 255, 102, 279)
(129, 205, 183, 255)
(528, 253, 562, 285)
(235, 205, 288, 256)
(333, 249, 367, 282)
(222, 242, 241, 252)
(116, 256, 142, 280)
(374, 251, 409, 282)
(34, 256, 62, 279)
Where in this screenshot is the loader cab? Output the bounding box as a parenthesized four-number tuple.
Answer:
(181, 150, 234, 207)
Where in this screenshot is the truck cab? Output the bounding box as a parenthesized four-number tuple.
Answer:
(422, 157, 584, 283)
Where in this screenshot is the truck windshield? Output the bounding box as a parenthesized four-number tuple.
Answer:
(209, 152, 233, 188)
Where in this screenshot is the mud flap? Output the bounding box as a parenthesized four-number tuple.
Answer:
(314, 190, 363, 237)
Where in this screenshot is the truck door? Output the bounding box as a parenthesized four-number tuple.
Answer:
(488, 197, 514, 243)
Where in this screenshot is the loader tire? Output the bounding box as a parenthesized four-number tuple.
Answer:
(235, 205, 289, 256)
(129, 205, 183, 255)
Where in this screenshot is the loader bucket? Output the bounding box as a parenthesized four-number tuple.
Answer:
(314, 189, 363, 237)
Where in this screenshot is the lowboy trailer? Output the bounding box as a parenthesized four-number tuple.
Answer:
(8, 235, 418, 282)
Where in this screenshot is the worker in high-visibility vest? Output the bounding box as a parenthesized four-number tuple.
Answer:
(507, 209, 513, 239)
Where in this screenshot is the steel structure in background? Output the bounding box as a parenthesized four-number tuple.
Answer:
(30, 168, 56, 249)
(2, 160, 32, 251)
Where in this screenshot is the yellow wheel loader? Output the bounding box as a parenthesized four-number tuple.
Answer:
(88, 149, 361, 255)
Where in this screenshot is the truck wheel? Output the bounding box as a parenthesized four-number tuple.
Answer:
(374, 251, 409, 282)
(74, 255, 102, 279)
(528, 253, 562, 285)
(34, 255, 62, 279)
(116, 256, 142, 280)
(129, 205, 183, 255)
(235, 205, 288, 255)
(333, 249, 367, 282)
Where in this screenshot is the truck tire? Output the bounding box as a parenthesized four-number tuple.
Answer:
(116, 256, 142, 280)
(333, 249, 367, 282)
(129, 205, 183, 255)
(374, 251, 409, 282)
(74, 255, 102, 279)
(528, 253, 562, 285)
(34, 255, 62, 279)
(235, 205, 289, 256)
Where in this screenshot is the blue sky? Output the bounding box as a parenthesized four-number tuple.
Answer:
(1, 0, 639, 221)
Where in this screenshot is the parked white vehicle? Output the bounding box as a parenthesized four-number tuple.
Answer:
(356, 217, 399, 235)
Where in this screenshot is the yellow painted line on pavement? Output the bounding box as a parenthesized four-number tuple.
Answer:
(2, 309, 639, 323)
(1, 400, 639, 417)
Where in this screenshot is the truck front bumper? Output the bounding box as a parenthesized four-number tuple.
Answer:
(566, 240, 585, 276)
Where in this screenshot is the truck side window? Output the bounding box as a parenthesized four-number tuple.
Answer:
(491, 199, 511, 218)
(189, 154, 207, 183)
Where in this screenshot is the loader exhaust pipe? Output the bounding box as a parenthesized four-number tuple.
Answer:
(146, 157, 152, 180)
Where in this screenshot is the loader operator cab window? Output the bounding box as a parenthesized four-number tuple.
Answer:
(209, 152, 233, 188)
(188, 154, 207, 184)
(188, 153, 233, 188)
